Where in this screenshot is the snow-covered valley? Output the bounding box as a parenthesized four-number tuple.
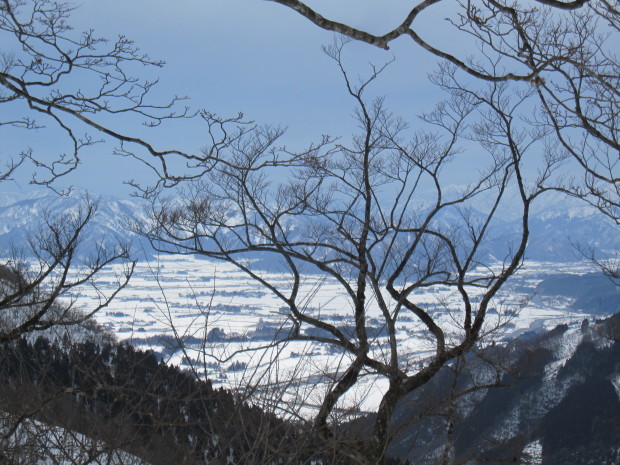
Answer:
(1, 189, 619, 418)
(70, 254, 612, 416)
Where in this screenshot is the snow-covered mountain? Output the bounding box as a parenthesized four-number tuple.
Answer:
(0, 188, 618, 262)
(492, 188, 619, 261)
(0, 190, 151, 260)
(3, 311, 617, 465)
(382, 315, 620, 465)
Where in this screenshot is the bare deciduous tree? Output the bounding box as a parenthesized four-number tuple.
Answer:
(1, 0, 332, 196)
(140, 40, 560, 464)
(0, 2, 154, 459)
(262, 0, 619, 223)
(1, 412, 149, 465)
(263, 0, 612, 82)
(0, 199, 135, 344)
(0, 0, 208, 192)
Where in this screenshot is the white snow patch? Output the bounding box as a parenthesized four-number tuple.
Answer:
(521, 439, 542, 464)
(611, 373, 620, 401)
(543, 328, 583, 381)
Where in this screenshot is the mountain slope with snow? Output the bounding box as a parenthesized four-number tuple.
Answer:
(2, 188, 618, 263)
(0, 190, 151, 260)
(384, 314, 620, 465)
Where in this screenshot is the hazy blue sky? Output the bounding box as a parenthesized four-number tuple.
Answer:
(1, 0, 525, 197)
(2, 1, 465, 195)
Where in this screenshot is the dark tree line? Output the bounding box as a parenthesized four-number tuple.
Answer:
(0, 335, 327, 464)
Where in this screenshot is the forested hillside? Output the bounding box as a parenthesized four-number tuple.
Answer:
(384, 315, 620, 465)
(0, 334, 313, 464)
(1, 314, 618, 464)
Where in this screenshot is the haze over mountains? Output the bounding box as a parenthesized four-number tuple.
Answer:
(1, 188, 617, 263)
(0, 190, 147, 260)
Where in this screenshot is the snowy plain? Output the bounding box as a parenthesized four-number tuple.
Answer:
(64, 254, 602, 417)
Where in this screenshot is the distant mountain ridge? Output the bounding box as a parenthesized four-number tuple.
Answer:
(0, 189, 151, 260)
(0, 189, 618, 263)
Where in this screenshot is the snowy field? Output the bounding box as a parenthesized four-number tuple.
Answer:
(67, 255, 598, 416)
